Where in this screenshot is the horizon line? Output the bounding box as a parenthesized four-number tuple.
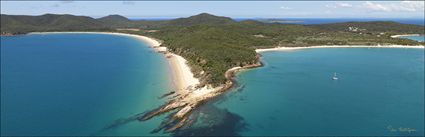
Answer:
(2, 13, 425, 20)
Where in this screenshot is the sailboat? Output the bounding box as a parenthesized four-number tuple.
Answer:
(332, 72, 338, 80)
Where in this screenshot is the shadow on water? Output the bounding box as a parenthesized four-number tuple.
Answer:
(172, 90, 250, 136)
(212, 83, 246, 105)
(96, 84, 249, 136)
(235, 84, 246, 93)
(94, 111, 148, 135)
(172, 104, 249, 136)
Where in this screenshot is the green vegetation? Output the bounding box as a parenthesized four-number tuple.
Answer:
(1, 13, 424, 86)
(143, 25, 262, 85)
(97, 15, 137, 28)
(1, 14, 111, 34)
(165, 13, 234, 27)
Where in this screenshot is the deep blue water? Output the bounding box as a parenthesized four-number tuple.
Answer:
(1, 33, 171, 136)
(182, 48, 424, 136)
(235, 18, 425, 26)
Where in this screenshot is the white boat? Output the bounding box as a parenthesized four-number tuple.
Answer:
(332, 72, 338, 80)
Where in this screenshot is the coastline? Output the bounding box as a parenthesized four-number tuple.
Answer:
(28, 32, 164, 49)
(390, 34, 421, 38)
(22, 31, 425, 132)
(25, 31, 222, 132)
(255, 45, 425, 53)
(28, 32, 201, 94)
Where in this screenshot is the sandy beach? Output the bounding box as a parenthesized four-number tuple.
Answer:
(21, 31, 225, 132)
(256, 45, 425, 53)
(390, 34, 421, 38)
(27, 32, 425, 91)
(25, 32, 425, 132)
(122, 33, 219, 96)
(29, 32, 163, 48)
(167, 53, 200, 92)
(105, 32, 209, 94)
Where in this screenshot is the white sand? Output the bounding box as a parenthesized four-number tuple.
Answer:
(167, 53, 223, 97)
(256, 45, 424, 53)
(228, 66, 242, 72)
(29, 31, 162, 47)
(167, 53, 200, 91)
(104, 32, 211, 95)
(390, 34, 421, 38)
(104, 32, 216, 96)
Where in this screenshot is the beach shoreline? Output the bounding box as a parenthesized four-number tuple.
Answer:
(23, 32, 425, 89)
(29, 31, 202, 94)
(24, 31, 425, 132)
(28, 31, 224, 132)
(255, 45, 425, 53)
(390, 34, 422, 38)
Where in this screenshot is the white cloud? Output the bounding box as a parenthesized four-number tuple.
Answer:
(399, 1, 425, 11)
(325, 10, 332, 14)
(280, 6, 292, 10)
(122, 1, 136, 5)
(363, 1, 391, 11)
(338, 3, 353, 8)
(363, 1, 424, 12)
(326, 3, 353, 9)
(325, 4, 337, 9)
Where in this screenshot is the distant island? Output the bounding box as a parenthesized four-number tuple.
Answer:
(1, 13, 424, 132)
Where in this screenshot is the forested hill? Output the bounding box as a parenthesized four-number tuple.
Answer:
(97, 15, 136, 28)
(1, 13, 424, 86)
(165, 13, 235, 26)
(1, 14, 110, 34)
(2, 13, 424, 35)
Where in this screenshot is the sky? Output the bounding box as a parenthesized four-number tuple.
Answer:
(1, 1, 424, 19)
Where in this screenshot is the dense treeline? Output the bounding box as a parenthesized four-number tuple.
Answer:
(143, 25, 262, 86)
(1, 13, 424, 86)
(138, 19, 424, 86)
(1, 14, 111, 34)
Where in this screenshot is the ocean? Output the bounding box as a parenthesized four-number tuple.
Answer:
(1, 33, 424, 136)
(181, 47, 424, 136)
(0, 33, 171, 136)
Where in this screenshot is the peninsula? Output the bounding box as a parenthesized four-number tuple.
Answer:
(1, 13, 424, 132)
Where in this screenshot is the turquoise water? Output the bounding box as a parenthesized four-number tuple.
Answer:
(181, 48, 424, 136)
(1, 33, 171, 136)
(400, 35, 425, 42)
(2, 33, 424, 136)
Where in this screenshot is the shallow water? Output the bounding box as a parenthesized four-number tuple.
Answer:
(187, 48, 424, 136)
(1, 33, 171, 136)
(1, 33, 424, 136)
